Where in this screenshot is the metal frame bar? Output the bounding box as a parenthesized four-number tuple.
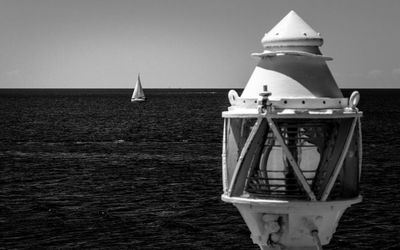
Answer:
(228, 118, 264, 196)
(357, 117, 363, 181)
(320, 117, 358, 201)
(222, 118, 228, 193)
(222, 111, 363, 119)
(266, 117, 317, 201)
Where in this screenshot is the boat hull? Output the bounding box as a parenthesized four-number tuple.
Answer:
(131, 98, 146, 102)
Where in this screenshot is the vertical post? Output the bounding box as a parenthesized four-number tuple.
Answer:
(357, 117, 363, 181)
(222, 118, 229, 193)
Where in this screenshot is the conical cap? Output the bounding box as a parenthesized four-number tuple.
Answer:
(241, 11, 343, 100)
(262, 10, 323, 48)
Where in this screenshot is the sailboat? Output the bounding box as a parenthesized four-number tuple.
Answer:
(131, 74, 146, 102)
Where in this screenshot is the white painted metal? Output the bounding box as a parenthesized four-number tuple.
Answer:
(261, 10, 323, 48)
(222, 110, 362, 119)
(221, 195, 362, 248)
(252, 50, 332, 60)
(357, 117, 363, 181)
(241, 10, 342, 101)
(229, 90, 349, 109)
(349, 91, 360, 108)
(222, 118, 229, 193)
(220, 10, 363, 250)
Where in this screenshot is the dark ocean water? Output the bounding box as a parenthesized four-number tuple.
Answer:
(0, 88, 399, 250)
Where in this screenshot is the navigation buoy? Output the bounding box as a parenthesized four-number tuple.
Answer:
(221, 10, 362, 250)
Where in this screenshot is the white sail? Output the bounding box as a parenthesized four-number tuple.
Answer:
(131, 74, 146, 102)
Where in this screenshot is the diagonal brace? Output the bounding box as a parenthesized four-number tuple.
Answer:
(266, 117, 317, 201)
(228, 118, 267, 197)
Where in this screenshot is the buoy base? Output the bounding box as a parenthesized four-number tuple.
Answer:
(222, 195, 361, 249)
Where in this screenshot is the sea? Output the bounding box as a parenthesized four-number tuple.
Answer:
(0, 89, 399, 250)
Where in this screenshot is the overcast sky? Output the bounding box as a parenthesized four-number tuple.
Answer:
(0, 0, 399, 88)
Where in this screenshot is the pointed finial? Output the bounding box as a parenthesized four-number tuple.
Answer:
(261, 10, 323, 48)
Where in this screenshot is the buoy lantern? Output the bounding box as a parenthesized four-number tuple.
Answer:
(221, 11, 362, 250)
